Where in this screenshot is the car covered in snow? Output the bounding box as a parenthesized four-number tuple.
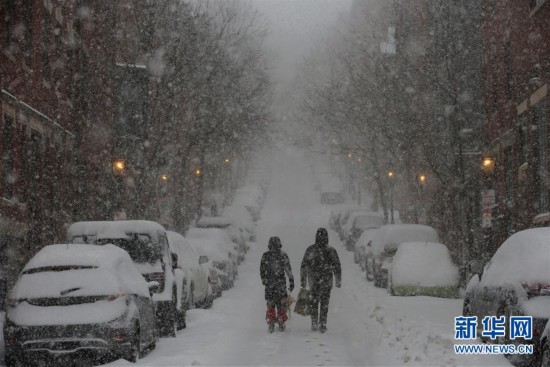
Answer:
(196, 216, 249, 263)
(66, 220, 181, 337)
(222, 205, 257, 242)
(342, 211, 385, 251)
(364, 224, 439, 288)
(353, 228, 378, 271)
(167, 231, 213, 310)
(186, 228, 238, 290)
(387, 241, 459, 298)
(4, 244, 158, 365)
(232, 190, 262, 222)
(463, 228, 550, 364)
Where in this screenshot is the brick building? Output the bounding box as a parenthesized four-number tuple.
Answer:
(481, 0, 550, 254)
(0, 0, 117, 306)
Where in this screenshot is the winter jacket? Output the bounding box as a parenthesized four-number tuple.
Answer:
(260, 237, 294, 301)
(300, 228, 342, 293)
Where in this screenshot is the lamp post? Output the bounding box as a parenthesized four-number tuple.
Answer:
(112, 158, 127, 220)
(388, 170, 395, 224)
(480, 155, 496, 266)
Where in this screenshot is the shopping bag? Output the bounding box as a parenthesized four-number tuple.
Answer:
(294, 288, 312, 316)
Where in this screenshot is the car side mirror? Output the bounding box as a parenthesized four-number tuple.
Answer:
(469, 260, 484, 277)
(147, 281, 160, 296)
(171, 252, 178, 268)
(199, 255, 208, 265)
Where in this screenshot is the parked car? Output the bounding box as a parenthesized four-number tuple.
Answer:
(222, 205, 256, 242)
(320, 191, 345, 205)
(342, 211, 384, 251)
(337, 207, 370, 240)
(388, 241, 459, 298)
(186, 228, 238, 290)
(167, 231, 213, 310)
(328, 205, 365, 235)
(66, 220, 181, 337)
(541, 319, 550, 367)
(353, 228, 378, 270)
(463, 228, 550, 365)
(196, 216, 249, 263)
(364, 224, 439, 288)
(4, 244, 158, 366)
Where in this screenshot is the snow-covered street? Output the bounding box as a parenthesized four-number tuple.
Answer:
(102, 148, 510, 366)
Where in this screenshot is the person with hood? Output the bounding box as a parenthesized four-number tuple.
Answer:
(300, 227, 341, 333)
(260, 236, 294, 333)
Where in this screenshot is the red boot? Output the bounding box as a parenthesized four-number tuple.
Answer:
(277, 308, 288, 331)
(266, 307, 276, 333)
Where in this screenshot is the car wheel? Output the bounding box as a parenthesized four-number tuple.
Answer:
(5, 352, 24, 367)
(366, 258, 374, 282)
(124, 324, 140, 363)
(541, 340, 550, 367)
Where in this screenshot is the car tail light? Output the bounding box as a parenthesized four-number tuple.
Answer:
(144, 272, 165, 293)
(112, 331, 128, 341)
(5, 336, 17, 346)
(522, 282, 550, 297)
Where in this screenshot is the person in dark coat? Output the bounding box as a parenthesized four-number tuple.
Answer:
(300, 227, 341, 333)
(260, 236, 294, 332)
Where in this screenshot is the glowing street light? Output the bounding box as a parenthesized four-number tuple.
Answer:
(194, 169, 203, 177)
(224, 158, 231, 164)
(482, 156, 495, 174)
(160, 174, 169, 182)
(418, 174, 427, 185)
(387, 170, 394, 178)
(113, 159, 125, 175)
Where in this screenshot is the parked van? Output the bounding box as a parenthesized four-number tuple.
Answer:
(66, 220, 181, 337)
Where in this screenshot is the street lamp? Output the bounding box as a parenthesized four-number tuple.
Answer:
(113, 159, 125, 176)
(418, 174, 427, 186)
(160, 174, 169, 182)
(482, 156, 495, 175)
(224, 158, 231, 164)
(194, 168, 203, 177)
(387, 170, 395, 224)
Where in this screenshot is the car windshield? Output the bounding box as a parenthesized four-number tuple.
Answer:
(97, 235, 160, 264)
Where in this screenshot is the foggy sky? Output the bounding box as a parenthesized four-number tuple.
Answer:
(252, 0, 354, 95)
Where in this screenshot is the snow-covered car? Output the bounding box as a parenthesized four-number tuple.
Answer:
(364, 224, 439, 288)
(186, 228, 238, 290)
(328, 205, 365, 234)
(232, 189, 262, 221)
(66, 220, 181, 337)
(337, 207, 371, 240)
(387, 241, 459, 298)
(353, 228, 378, 270)
(4, 244, 158, 365)
(167, 231, 213, 310)
(196, 216, 248, 263)
(222, 205, 256, 242)
(463, 228, 550, 364)
(342, 211, 384, 251)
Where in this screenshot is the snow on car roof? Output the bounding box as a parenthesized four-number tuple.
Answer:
(67, 220, 166, 242)
(12, 244, 135, 300)
(197, 216, 234, 227)
(392, 242, 458, 288)
(187, 228, 237, 255)
(186, 237, 228, 262)
(371, 224, 439, 255)
(23, 243, 131, 271)
(480, 228, 550, 287)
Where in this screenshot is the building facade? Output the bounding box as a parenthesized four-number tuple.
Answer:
(481, 0, 550, 254)
(0, 0, 116, 306)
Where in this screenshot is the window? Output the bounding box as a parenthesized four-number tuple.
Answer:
(3, 0, 15, 51)
(23, 0, 33, 66)
(41, 10, 52, 81)
(1, 114, 15, 199)
(518, 114, 528, 164)
(504, 39, 512, 100)
(534, 101, 548, 213)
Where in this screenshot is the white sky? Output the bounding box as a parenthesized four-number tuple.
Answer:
(251, 0, 354, 94)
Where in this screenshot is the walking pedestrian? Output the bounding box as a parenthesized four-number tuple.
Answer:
(300, 227, 341, 333)
(260, 236, 294, 333)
